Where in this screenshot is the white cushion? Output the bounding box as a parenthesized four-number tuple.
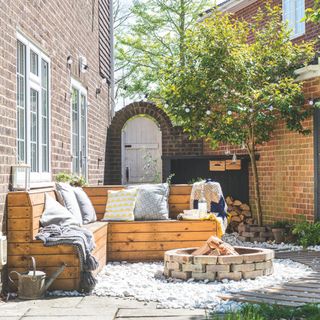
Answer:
(73, 187, 97, 224)
(102, 189, 137, 221)
(56, 182, 83, 225)
(40, 193, 80, 227)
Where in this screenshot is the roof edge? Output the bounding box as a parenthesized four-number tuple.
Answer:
(218, 0, 258, 13)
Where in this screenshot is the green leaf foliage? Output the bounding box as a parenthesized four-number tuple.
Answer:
(292, 220, 320, 248)
(210, 303, 320, 320)
(160, 4, 316, 148)
(304, 0, 320, 23)
(115, 0, 212, 101)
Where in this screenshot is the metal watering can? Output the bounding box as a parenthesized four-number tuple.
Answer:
(9, 256, 66, 300)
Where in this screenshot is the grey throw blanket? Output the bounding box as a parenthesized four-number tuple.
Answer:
(36, 225, 99, 292)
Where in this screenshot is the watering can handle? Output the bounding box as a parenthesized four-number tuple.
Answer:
(8, 271, 20, 288)
(28, 256, 36, 278)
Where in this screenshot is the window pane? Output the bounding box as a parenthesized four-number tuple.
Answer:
(41, 59, 49, 172)
(41, 60, 48, 89)
(72, 88, 80, 174)
(17, 41, 26, 163)
(295, 0, 305, 35)
(283, 0, 295, 34)
(80, 94, 87, 177)
(30, 50, 38, 75)
(30, 89, 39, 172)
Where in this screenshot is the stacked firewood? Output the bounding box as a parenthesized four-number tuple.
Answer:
(226, 196, 274, 242)
(226, 196, 255, 233)
(192, 236, 239, 256)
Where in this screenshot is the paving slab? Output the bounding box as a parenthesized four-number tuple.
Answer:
(0, 301, 29, 317)
(79, 296, 157, 309)
(116, 317, 206, 320)
(25, 306, 118, 317)
(117, 308, 207, 317)
(22, 317, 113, 320)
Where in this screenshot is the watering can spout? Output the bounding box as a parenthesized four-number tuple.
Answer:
(41, 263, 66, 295)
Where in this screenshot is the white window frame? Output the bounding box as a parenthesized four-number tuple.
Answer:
(70, 78, 88, 179)
(282, 0, 306, 40)
(16, 32, 52, 188)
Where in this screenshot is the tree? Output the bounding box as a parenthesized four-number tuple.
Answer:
(115, 0, 211, 103)
(304, 0, 320, 23)
(160, 5, 315, 226)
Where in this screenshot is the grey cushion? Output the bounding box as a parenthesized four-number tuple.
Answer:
(73, 187, 97, 224)
(129, 183, 169, 220)
(56, 182, 83, 225)
(40, 193, 80, 227)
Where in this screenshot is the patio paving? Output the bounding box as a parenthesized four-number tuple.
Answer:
(221, 250, 320, 306)
(0, 296, 208, 320)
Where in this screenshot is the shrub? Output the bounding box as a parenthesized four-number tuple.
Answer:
(210, 303, 320, 320)
(292, 221, 320, 248)
(55, 172, 87, 187)
(55, 172, 72, 183)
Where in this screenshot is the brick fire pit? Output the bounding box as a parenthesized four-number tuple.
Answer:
(164, 247, 274, 281)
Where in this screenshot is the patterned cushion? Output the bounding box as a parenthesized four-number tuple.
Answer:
(129, 183, 169, 221)
(102, 189, 137, 221)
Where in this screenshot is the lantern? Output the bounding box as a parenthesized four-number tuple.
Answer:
(12, 163, 30, 191)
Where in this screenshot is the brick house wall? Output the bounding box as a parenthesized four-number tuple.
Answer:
(203, 0, 320, 224)
(0, 0, 112, 234)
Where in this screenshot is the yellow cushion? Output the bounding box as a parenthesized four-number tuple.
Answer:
(103, 189, 137, 221)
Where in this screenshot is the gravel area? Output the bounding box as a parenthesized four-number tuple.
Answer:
(93, 259, 311, 312)
(49, 233, 318, 312)
(222, 233, 320, 251)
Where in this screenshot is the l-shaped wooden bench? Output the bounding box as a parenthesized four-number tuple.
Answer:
(7, 185, 218, 291)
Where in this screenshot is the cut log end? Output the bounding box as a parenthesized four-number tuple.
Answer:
(192, 236, 238, 256)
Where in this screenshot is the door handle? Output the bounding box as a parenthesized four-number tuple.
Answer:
(125, 145, 132, 148)
(126, 167, 129, 182)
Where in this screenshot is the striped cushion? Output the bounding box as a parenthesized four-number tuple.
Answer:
(102, 189, 137, 221)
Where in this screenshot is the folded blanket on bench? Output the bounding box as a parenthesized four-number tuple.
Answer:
(36, 225, 99, 292)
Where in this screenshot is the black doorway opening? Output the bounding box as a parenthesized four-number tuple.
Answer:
(168, 157, 250, 204)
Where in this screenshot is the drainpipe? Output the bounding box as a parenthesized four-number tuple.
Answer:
(109, 0, 115, 119)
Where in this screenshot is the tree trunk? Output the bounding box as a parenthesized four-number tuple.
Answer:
(179, 0, 186, 67)
(247, 146, 263, 226)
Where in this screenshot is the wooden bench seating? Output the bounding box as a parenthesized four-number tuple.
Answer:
(7, 185, 218, 291)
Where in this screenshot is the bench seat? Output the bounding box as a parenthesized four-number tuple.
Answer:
(7, 185, 218, 291)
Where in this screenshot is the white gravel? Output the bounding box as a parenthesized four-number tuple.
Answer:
(49, 233, 318, 311)
(93, 259, 312, 311)
(222, 233, 320, 251)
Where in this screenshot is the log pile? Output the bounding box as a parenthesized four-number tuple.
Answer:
(237, 224, 274, 242)
(226, 196, 254, 233)
(226, 196, 274, 242)
(191, 236, 239, 256)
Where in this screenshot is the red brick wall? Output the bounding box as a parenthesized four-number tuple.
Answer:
(204, 77, 319, 224)
(105, 101, 203, 184)
(233, 0, 320, 47)
(203, 1, 320, 224)
(0, 1, 112, 230)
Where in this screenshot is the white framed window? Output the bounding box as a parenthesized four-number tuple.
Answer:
(71, 79, 88, 179)
(283, 0, 305, 39)
(16, 33, 51, 186)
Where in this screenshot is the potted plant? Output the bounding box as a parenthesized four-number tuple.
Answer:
(271, 221, 291, 244)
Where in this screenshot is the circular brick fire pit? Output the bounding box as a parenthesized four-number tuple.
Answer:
(164, 247, 275, 281)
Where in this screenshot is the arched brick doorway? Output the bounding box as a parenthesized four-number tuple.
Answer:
(104, 101, 203, 184)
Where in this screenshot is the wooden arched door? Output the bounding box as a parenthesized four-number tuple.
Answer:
(121, 116, 162, 184)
